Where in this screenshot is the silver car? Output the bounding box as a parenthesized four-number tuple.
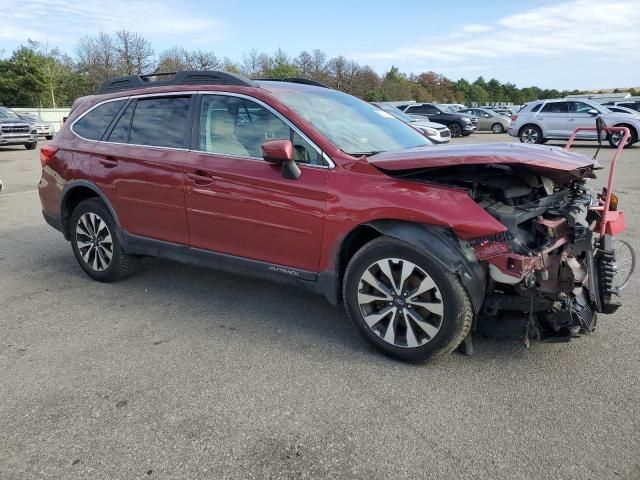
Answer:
(508, 98, 640, 148)
(372, 102, 451, 144)
(19, 113, 55, 140)
(458, 108, 511, 133)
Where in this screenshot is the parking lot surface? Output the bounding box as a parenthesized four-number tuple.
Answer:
(1, 134, 639, 479)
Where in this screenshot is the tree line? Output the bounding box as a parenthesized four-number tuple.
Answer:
(2, 31, 632, 108)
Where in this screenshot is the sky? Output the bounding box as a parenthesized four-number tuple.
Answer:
(1, 0, 639, 90)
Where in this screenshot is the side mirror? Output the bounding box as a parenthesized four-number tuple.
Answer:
(588, 109, 599, 116)
(261, 139, 301, 180)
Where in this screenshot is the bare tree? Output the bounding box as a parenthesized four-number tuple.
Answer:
(115, 30, 154, 75)
(156, 46, 189, 72)
(241, 49, 260, 77)
(186, 50, 220, 70)
(294, 51, 313, 78)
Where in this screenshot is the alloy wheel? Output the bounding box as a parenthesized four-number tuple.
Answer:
(610, 131, 631, 146)
(357, 258, 444, 348)
(492, 124, 503, 133)
(521, 128, 539, 143)
(75, 212, 113, 271)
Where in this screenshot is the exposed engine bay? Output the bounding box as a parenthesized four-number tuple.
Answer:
(401, 162, 625, 343)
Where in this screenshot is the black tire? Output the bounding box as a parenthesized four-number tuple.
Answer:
(448, 123, 463, 138)
(491, 123, 504, 134)
(25, 142, 37, 150)
(70, 198, 138, 282)
(343, 236, 473, 362)
(519, 125, 543, 144)
(608, 126, 637, 149)
(45, 135, 53, 140)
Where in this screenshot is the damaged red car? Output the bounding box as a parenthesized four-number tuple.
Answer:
(38, 72, 633, 361)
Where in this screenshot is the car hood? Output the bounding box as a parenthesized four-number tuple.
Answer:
(0, 119, 31, 126)
(368, 143, 598, 181)
(410, 119, 448, 129)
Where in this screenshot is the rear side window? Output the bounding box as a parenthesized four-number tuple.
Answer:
(530, 103, 542, 112)
(129, 96, 191, 148)
(73, 100, 126, 140)
(541, 102, 567, 113)
(107, 102, 135, 143)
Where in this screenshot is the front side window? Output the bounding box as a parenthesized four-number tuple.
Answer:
(198, 95, 322, 165)
(128, 96, 191, 148)
(541, 102, 568, 113)
(73, 100, 126, 140)
(568, 101, 596, 114)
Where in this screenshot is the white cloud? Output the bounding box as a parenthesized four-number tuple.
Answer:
(0, 0, 227, 45)
(462, 24, 493, 33)
(355, 0, 640, 67)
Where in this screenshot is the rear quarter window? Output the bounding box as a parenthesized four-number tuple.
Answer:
(72, 100, 126, 140)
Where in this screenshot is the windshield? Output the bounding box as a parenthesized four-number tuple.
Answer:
(0, 108, 22, 121)
(266, 85, 429, 155)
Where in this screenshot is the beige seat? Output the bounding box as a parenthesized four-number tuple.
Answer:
(207, 110, 249, 157)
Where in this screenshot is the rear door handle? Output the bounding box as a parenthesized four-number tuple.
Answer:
(98, 156, 118, 168)
(187, 170, 214, 185)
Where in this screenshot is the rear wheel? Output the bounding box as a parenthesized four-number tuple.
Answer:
(491, 123, 504, 134)
(343, 237, 473, 362)
(519, 125, 543, 144)
(448, 123, 462, 138)
(70, 198, 138, 282)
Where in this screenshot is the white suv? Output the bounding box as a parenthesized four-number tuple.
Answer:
(508, 99, 639, 148)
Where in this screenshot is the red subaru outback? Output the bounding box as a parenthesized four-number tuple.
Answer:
(39, 71, 630, 361)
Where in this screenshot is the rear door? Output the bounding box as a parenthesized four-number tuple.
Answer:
(183, 93, 328, 272)
(537, 101, 569, 137)
(91, 95, 192, 245)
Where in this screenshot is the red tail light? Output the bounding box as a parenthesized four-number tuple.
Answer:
(40, 145, 59, 167)
(511, 114, 518, 121)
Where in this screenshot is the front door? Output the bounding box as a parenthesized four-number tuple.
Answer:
(92, 95, 192, 245)
(566, 101, 600, 139)
(183, 93, 328, 272)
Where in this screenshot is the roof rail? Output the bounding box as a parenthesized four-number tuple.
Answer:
(96, 70, 258, 95)
(256, 77, 331, 89)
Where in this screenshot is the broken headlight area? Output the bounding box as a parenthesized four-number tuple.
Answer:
(426, 163, 630, 343)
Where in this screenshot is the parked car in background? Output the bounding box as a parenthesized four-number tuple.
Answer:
(606, 105, 640, 118)
(458, 107, 511, 133)
(18, 113, 54, 140)
(396, 103, 477, 137)
(441, 103, 466, 112)
(38, 71, 629, 361)
(613, 101, 640, 112)
(509, 98, 639, 148)
(0, 107, 38, 149)
(372, 102, 451, 143)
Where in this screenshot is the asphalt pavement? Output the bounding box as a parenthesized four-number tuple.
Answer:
(1, 133, 639, 479)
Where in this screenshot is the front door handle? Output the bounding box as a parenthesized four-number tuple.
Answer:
(98, 156, 118, 168)
(187, 170, 214, 185)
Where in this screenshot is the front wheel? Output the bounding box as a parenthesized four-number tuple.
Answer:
(448, 123, 462, 138)
(45, 135, 53, 140)
(70, 198, 138, 282)
(608, 128, 636, 148)
(25, 142, 37, 150)
(343, 237, 473, 362)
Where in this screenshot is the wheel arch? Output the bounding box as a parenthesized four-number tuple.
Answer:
(611, 123, 638, 143)
(518, 122, 542, 137)
(330, 220, 486, 313)
(60, 181, 122, 241)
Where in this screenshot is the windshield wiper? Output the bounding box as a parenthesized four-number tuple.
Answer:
(344, 151, 383, 157)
